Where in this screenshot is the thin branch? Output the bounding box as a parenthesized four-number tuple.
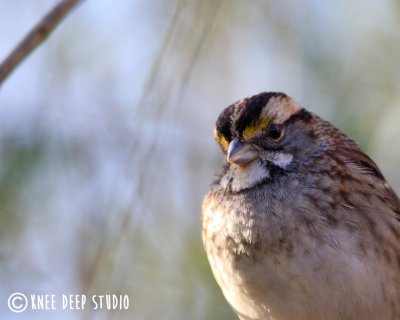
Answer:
(0, 0, 84, 87)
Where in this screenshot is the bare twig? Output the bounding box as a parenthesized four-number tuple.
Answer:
(0, 0, 83, 87)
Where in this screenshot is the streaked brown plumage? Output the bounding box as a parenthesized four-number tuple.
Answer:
(202, 92, 400, 320)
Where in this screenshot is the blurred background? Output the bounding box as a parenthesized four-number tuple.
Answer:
(1, 0, 400, 319)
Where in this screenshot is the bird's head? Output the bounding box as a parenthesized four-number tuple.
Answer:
(214, 92, 319, 192)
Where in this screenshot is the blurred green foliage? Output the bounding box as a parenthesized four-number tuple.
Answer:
(0, 141, 44, 236)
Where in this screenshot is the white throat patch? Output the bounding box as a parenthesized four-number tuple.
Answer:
(220, 152, 293, 192)
(220, 160, 270, 192)
(268, 152, 293, 169)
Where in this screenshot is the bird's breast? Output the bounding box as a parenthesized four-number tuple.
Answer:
(202, 191, 396, 320)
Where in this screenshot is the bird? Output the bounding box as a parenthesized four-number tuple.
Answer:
(201, 92, 400, 320)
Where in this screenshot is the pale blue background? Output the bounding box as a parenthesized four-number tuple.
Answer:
(1, 1, 399, 319)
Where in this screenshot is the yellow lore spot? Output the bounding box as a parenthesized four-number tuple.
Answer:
(214, 128, 229, 149)
(242, 116, 271, 139)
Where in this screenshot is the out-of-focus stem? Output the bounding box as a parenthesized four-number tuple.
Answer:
(0, 0, 83, 87)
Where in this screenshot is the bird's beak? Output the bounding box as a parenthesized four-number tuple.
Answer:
(227, 138, 259, 166)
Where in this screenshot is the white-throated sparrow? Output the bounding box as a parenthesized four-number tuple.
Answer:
(202, 92, 400, 320)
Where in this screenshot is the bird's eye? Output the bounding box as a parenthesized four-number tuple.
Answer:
(267, 124, 282, 140)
